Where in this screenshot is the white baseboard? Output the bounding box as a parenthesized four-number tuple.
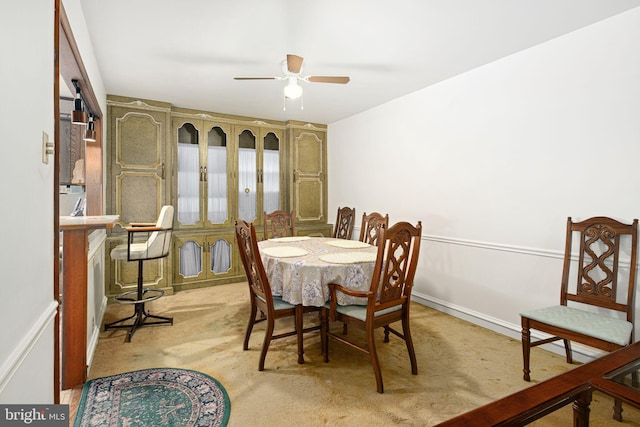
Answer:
(411, 290, 602, 364)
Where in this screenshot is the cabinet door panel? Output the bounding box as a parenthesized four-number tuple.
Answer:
(108, 101, 168, 230)
(173, 235, 206, 283)
(205, 123, 232, 227)
(115, 112, 163, 168)
(291, 129, 326, 223)
(296, 180, 323, 221)
(174, 119, 203, 228)
(236, 126, 259, 223)
(116, 173, 162, 225)
(208, 237, 232, 276)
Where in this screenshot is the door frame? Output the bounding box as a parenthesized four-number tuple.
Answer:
(54, 0, 104, 401)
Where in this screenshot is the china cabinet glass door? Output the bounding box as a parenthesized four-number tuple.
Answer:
(262, 131, 280, 214)
(177, 122, 200, 226)
(206, 126, 229, 225)
(237, 129, 257, 223)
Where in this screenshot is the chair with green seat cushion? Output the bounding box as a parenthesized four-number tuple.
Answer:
(322, 220, 422, 393)
(520, 216, 638, 421)
(235, 220, 320, 371)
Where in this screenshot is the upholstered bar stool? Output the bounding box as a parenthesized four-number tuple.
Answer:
(104, 205, 174, 341)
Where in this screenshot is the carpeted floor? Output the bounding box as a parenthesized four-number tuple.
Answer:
(86, 282, 640, 426)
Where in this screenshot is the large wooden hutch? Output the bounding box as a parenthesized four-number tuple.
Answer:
(104, 95, 331, 298)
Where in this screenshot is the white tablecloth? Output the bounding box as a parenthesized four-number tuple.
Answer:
(258, 237, 377, 307)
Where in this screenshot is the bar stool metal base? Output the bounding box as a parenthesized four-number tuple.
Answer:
(104, 289, 173, 342)
(104, 259, 173, 342)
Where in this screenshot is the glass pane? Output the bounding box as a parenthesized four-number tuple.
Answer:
(238, 130, 257, 222)
(179, 240, 202, 278)
(263, 132, 280, 213)
(210, 239, 231, 274)
(207, 127, 228, 224)
(177, 123, 200, 225)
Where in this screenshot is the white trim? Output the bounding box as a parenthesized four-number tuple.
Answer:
(352, 227, 638, 266)
(422, 234, 563, 259)
(87, 296, 108, 368)
(412, 290, 603, 364)
(0, 301, 58, 394)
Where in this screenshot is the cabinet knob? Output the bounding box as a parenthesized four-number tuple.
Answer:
(244, 188, 250, 194)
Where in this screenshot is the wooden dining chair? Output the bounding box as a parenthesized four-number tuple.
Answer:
(333, 206, 356, 240)
(263, 210, 295, 240)
(359, 212, 389, 246)
(322, 221, 422, 393)
(520, 216, 638, 421)
(235, 220, 320, 370)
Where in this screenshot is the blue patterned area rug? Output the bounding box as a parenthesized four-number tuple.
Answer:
(73, 368, 230, 427)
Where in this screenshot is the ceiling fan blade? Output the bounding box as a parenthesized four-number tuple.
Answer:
(307, 76, 350, 84)
(233, 77, 279, 80)
(287, 54, 304, 74)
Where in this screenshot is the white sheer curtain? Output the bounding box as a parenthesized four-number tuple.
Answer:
(263, 150, 280, 213)
(177, 144, 200, 225)
(179, 240, 202, 278)
(210, 239, 231, 274)
(207, 146, 227, 223)
(238, 147, 257, 222)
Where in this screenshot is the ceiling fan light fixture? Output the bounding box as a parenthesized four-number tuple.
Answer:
(283, 79, 303, 99)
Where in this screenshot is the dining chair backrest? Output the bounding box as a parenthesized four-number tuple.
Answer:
(264, 210, 295, 240)
(333, 206, 356, 240)
(370, 221, 422, 308)
(359, 212, 389, 246)
(236, 219, 274, 308)
(560, 216, 638, 317)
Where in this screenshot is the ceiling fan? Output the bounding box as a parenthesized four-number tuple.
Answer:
(234, 54, 350, 104)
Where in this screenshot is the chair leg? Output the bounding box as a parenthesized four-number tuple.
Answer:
(521, 320, 531, 381)
(321, 308, 329, 363)
(366, 326, 383, 393)
(403, 316, 418, 375)
(319, 310, 326, 357)
(343, 322, 348, 335)
(259, 318, 274, 371)
(563, 339, 573, 364)
(295, 305, 305, 364)
(243, 302, 257, 351)
(384, 325, 390, 343)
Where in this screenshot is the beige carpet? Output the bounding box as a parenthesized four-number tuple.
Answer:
(88, 282, 640, 426)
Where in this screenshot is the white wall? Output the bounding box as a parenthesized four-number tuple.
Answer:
(0, 0, 106, 403)
(328, 7, 640, 359)
(0, 0, 56, 403)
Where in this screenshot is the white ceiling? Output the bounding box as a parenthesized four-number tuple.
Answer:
(81, 0, 640, 124)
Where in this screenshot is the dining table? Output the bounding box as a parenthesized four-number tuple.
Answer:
(257, 236, 378, 307)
